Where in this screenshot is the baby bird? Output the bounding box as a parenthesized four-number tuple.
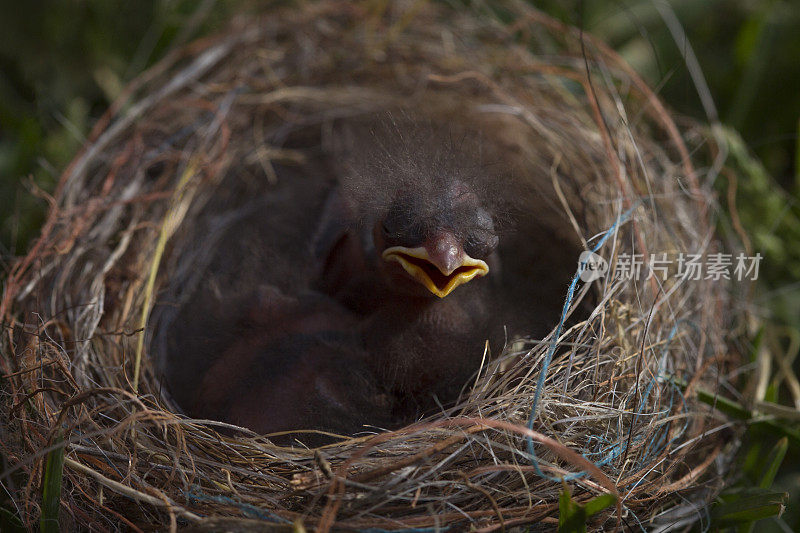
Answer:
(188, 287, 390, 445)
(312, 118, 517, 417)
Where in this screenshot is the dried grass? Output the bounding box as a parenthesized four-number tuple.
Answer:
(1, 1, 747, 530)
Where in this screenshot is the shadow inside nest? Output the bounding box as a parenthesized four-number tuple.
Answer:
(153, 113, 586, 447)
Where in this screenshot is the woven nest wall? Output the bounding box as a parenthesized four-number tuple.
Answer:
(1, 2, 745, 531)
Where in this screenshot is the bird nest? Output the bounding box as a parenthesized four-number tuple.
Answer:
(1, 1, 748, 531)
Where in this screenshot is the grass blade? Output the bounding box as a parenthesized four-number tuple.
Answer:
(759, 437, 788, 489)
(713, 488, 788, 525)
(40, 432, 65, 533)
(558, 483, 586, 533)
(584, 493, 617, 517)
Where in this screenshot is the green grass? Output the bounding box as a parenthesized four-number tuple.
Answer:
(40, 431, 65, 533)
(0, 0, 239, 253)
(558, 483, 617, 532)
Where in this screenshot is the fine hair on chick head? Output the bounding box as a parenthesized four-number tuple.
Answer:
(332, 111, 524, 238)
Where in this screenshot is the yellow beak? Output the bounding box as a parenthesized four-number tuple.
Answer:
(381, 246, 489, 298)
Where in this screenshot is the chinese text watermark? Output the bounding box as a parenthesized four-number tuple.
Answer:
(578, 252, 762, 282)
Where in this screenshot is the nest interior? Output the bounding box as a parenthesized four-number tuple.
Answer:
(0, 1, 743, 531)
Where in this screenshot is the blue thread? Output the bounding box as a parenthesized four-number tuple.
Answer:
(358, 527, 451, 533)
(525, 203, 639, 481)
(183, 486, 289, 523)
(184, 487, 450, 531)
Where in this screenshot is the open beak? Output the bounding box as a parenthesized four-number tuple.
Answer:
(382, 235, 489, 298)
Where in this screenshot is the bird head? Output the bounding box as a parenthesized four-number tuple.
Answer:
(335, 116, 509, 299)
(374, 180, 498, 297)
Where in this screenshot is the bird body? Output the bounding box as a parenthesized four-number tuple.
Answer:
(191, 288, 389, 444)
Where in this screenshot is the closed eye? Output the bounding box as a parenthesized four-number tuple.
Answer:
(465, 230, 499, 258)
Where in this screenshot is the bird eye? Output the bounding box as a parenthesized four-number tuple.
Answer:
(475, 208, 494, 231)
(380, 220, 405, 243)
(465, 230, 499, 258)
